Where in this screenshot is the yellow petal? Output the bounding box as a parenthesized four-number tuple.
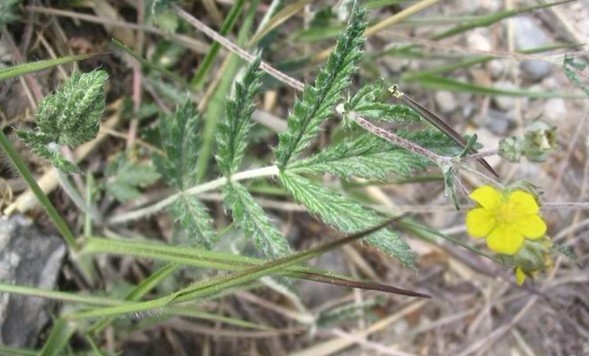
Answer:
(509, 190, 539, 215)
(486, 225, 524, 255)
(515, 215, 547, 239)
(470, 186, 502, 210)
(515, 267, 527, 285)
(466, 208, 496, 238)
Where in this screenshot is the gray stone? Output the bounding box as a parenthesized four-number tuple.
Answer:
(434, 91, 458, 114)
(485, 109, 515, 136)
(543, 98, 567, 123)
(0, 215, 66, 347)
(492, 81, 517, 111)
(512, 17, 553, 82)
(467, 29, 492, 52)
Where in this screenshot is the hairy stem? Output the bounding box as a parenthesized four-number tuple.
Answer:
(107, 165, 280, 225)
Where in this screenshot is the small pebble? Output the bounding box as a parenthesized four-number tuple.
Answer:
(543, 98, 567, 123)
(512, 17, 553, 81)
(434, 91, 458, 114)
(492, 81, 517, 111)
(467, 29, 492, 52)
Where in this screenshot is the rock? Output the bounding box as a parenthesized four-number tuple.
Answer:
(485, 109, 514, 136)
(492, 81, 517, 111)
(467, 29, 492, 52)
(487, 59, 505, 79)
(434, 91, 458, 114)
(512, 17, 553, 81)
(0, 215, 66, 347)
(543, 98, 567, 123)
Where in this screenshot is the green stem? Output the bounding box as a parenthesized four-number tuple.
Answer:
(0, 131, 77, 250)
(107, 165, 280, 225)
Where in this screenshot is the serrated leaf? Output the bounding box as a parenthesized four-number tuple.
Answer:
(170, 194, 217, 248)
(279, 171, 416, 269)
(290, 135, 430, 180)
(36, 70, 108, 147)
(346, 81, 420, 123)
(223, 183, 291, 258)
(16, 131, 80, 173)
(105, 155, 160, 202)
(275, 3, 367, 168)
(216, 57, 262, 176)
(563, 55, 589, 97)
(153, 99, 200, 190)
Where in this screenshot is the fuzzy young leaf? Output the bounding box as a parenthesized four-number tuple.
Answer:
(345, 81, 420, 123)
(216, 57, 262, 176)
(105, 155, 160, 202)
(290, 135, 429, 180)
(275, 3, 366, 168)
(153, 100, 200, 190)
(16, 131, 79, 173)
(170, 194, 217, 248)
(563, 55, 589, 97)
(223, 183, 291, 258)
(36, 70, 107, 147)
(279, 171, 416, 269)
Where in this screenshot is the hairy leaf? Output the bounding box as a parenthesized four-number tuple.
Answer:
(290, 135, 430, 180)
(16, 131, 79, 173)
(345, 80, 420, 123)
(153, 99, 200, 190)
(279, 171, 416, 269)
(216, 57, 262, 176)
(275, 3, 366, 168)
(105, 155, 160, 202)
(170, 194, 217, 248)
(36, 70, 107, 147)
(223, 183, 291, 258)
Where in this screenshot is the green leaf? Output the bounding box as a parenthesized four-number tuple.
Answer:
(275, 3, 367, 168)
(105, 155, 160, 202)
(216, 57, 262, 176)
(223, 183, 291, 258)
(36, 70, 108, 147)
(290, 134, 429, 180)
(279, 171, 416, 269)
(0, 0, 20, 27)
(16, 131, 79, 173)
(345, 81, 420, 123)
(563, 55, 589, 97)
(170, 194, 217, 248)
(39, 319, 76, 356)
(153, 99, 200, 190)
(0, 54, 98, 82)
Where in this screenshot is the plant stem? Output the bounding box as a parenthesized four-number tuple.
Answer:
(0, 131, 78, 250)
(107, 165, 280, 225)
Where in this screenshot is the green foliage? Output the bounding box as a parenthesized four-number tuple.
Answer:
(289, 134, 429, 180)
(36, 70, 107, 146)
(0, 0, 20, 27)
(499, 120, 557, 163)
(563, 55, 589, 96)
(275, 3, 366, 168)
(216, 57, 262, 176)
(223, 183, 292, 258)
(16, 70, 107, 173)
(105, 154, 160, 202)
(345, 81, 420, 123)
(153, 100, 217, 247)
(153, 100, 200, 190)
(279, 171, 416, 269)
(171, 195, 217, 248)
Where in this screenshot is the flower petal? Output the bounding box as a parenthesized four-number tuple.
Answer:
(470, 185, 502, 210)
(515, 215, 547, 239)
(466, 208, 496, 238)
(486, 225, 524, 255)
(509, 190, 539, 215)
(515, 267, 527, 285)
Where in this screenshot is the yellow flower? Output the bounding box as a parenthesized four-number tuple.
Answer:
(466, 185, 547, 255)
